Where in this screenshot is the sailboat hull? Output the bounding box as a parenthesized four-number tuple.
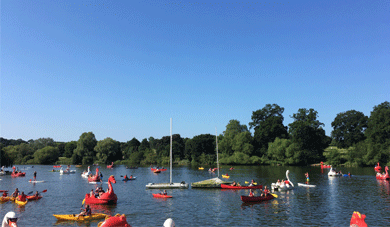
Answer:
(145, 182, 189, 189)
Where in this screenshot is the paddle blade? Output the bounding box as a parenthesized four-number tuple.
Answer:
(245, 181, 249, 184)
(82, 198, 85, 205)
(41, 189, 47, 193)
(27, 191, 34, 195)
(271, 193, 278, 198)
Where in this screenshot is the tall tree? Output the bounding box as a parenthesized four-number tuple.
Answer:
(366, 101, 390, 146)
(34, 146, 60, 164)
(73, 132, 97, 164)
(122, 138, 141, 159)
(185, 134, 215, 164)
(331, 110, 368, 148)
(219, 120, 249, 156)
(64, 141, 77, 158)
(289, 108, 330, 165)
(249, 104, 288, 157)
(95, 138, 121, 164)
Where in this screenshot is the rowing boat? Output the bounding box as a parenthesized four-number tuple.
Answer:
(240, 194, 274, 203)
(221, 184, 262, 190)
(53, 213, 107, 221)
(152, 193, 172, 198)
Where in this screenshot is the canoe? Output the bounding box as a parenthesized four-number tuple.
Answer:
(221, 184, 262, 190)
(241, 194, 274, 203)
(26, 195, 42, 200)
(152, 193, 172, 198)
(53, 213, 107, 221)
(222, 174, 230, 179)
(297, 183, 316, 188)
(122, 177, 137, 181)
(15, 198, 28, 206)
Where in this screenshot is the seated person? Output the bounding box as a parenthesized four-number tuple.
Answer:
(77, 205, 92, 217)
(124, 175, 128, 180)
(161, 190, 167, 195)
(90, 189, 95, 198)
(130, 175, 133, 179)
(11, 188, 19, 198)
(249, 189, 254, 197)
(249, 179, 256, 186)
(2, 191, 8, 197)
(18, 192, 27, 202)
(34, 191, 40, 197)
(230, 181, 237, 186)
(236, 182, 241, 186)
(261, 186, 270, 197)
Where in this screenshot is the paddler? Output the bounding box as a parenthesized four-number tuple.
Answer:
(33, 171, 37, 181)
(18, 192, 27, 202)
(76, 204, 92, 217)
(305, 172, 309, 182)
(11, 188, 19, 198)
(249, 189, 254, 197)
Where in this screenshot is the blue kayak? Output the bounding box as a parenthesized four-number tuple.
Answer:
(343, 174, 353, 177)
(122, 177, 137, 181)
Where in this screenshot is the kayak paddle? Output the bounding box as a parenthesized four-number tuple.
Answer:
(271, 193, 278, 198)
(27, 189, 47, 195)
(245, 181, 257, 185)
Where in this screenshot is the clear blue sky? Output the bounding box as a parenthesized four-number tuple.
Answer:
(1, 0, 389, 143)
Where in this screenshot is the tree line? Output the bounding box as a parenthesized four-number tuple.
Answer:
(1, 101, 389, 167)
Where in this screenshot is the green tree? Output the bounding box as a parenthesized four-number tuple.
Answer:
(249, 104, 288, 157)
(219, 120, 249, 156)
(122, 138, 140, 159)
(232, 131, 254, 155)
(30, 138, 55, 151)
(34, 146, 60, 164)
(185, 134, 215, 164)
(267, 138, 292, 164)
(331, 110, 368, 148)
(288, 108, 330, 165)
(366, 101, 390, 147)
(139, 138, 150, 151)
(95, 137, 121, 164)
(74, 132, 97, 164)
(64, 141, 77, 158)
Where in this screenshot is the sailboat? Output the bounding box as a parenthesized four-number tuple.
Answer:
(191, 128, 230, 188)
(145, 118, 189, 189)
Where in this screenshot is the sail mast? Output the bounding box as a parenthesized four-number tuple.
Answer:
(170, 118, 173, 184)
(216, 127, 219, 178)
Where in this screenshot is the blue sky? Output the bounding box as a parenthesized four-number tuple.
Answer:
(1, 0, 389, 143)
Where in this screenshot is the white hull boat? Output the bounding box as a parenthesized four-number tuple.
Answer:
(328, 167, 342, 177)
(298, 183, 316, 187)
(60, 168, 76, 175)
(271, 170, 294, 191)
(81, 166, 92, 178)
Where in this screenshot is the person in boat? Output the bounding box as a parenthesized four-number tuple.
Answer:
(124, 174, 128, 180)
(261, 186, 270, 197)
(2, 191, 8, 197)
(348, 172, 351, 177)
(77, 204, 92, 217)
(11, 188, 19, 198)
(130, 175, 133, 179)
(230, 181, 237, 186)
(34, 191, 40, 197)
(100, 172, 103, 179)
(305, 172, 309, 182)
(249, 189, 254, 197)
(249, 179, 256, 186)
(161, 190, 167, 195)
(225, 173, 229, 176)
(33, 171, 37, 181)
(18, 191, 27, 202)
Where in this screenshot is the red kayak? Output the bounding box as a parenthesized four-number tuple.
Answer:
(53, 165, 62, 168)
(153, 170, 161, 173)
(26, 195, 42, 200)
(151, 168, 167, 172)
(221, 184, 262, 190)
(152, 193, 172, 198)
(241, 194, 274, 203)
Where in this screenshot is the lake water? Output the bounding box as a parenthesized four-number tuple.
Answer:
(0, 165, 389, 226)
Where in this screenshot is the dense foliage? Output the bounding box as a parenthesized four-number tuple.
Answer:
(1, 101, 389, 167)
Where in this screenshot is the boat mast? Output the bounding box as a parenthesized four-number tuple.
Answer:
(170, 118, 173, 184)
(216, 127, 219, 178)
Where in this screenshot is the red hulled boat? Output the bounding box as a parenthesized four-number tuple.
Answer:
(85, 175, 117, 204)
(107, 162, 114, 169)
(221, 184, 263, 190)
(152, 193, 172, 198)
(11, 171, 26, 177)
(98, 214, 131, 227)
(88, 167, 101, 182)
(375, 162, 382, 173)
(151, 167, 167, 172)
(376, 166, 390, 180)
(240, 194, 274, 203)
(26, 195, 42, 200)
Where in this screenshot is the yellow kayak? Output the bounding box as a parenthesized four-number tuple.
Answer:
(15, 198, 28, 206)
(198, 167, 204, 170)
(222, 174, 230, 179)
(53, 213, 108, 221)
(0, 197, 10, 202)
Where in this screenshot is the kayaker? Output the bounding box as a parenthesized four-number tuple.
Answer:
(11, 188, 19, 198)
(77, 204, 92, 217)
(124, 175, 128, 180)
(230, 181, 237, 186)
(18, 191, 27, 202)
(249, 179, 256, 186)
(261, 186, 269, 197)
(161, 190, 167, 195)
(249, 189, 254, 197)
(348, 172, 351, 177)
(2, 191, 7, 197)
(33, 171, 37, 181)
(130, 175, 133, 179)
(34, 191, 40, 197)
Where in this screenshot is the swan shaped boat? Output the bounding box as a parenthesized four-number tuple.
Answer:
(88, 167, 101, 182)
(84, 175, 117, 204)
(81, 166, 92, 178)
(2, 211, 18, 227)
(376, 166, 390, 180)
(97, 214, 130, 227)
(328, 167, 342, 177)
(271, 170, 294, 191)
(60, 168, 76, 175)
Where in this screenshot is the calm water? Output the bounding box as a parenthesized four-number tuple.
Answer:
(0, 165, 389, 226)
